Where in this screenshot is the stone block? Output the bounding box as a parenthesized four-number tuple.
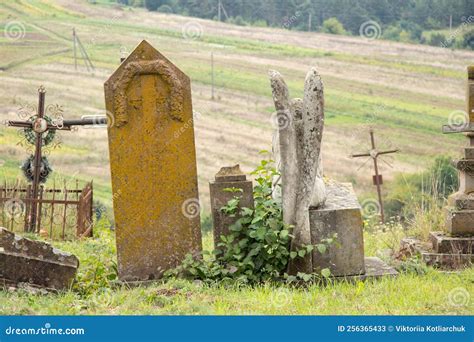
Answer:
(430, 231, 474, 254)
(421, 252, 473, 269)
(0, 227, 79, 290)
(310, 182, 365, 277)
(445, 207, 474, 236)
(464, 147, 474, 160)
(209, 165, 253, 250)
(457, 166, 474, 194)
(448, 192, 474, 210)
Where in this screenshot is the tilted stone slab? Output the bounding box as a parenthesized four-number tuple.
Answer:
(310, 181, 365, 277)
(0, 227, 79, 290)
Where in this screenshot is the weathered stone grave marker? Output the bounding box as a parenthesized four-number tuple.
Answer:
(269, 68, 397, 279)
(405, 65, 474, 268)
(104, 41, 202, 282)
(209, 165, 254, 250)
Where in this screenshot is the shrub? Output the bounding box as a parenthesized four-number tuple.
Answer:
(165, 153, 333, 284)
(429, 32, 447, 46)
(463, 29, 474, 50)
(322, 17, 346, 35)
(384, 155, 457, 221)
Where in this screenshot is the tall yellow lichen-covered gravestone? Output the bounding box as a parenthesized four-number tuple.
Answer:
(104, 40, 202, 282)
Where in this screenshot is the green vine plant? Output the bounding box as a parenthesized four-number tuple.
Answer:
(165, 152, 336, 284)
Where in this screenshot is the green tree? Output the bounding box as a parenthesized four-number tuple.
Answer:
(463, 29, 474, 50)
(145, 0, 162, 11)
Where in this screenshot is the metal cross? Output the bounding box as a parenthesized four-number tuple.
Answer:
(7, 86, 106, 232)
(350, 129, 399, 223)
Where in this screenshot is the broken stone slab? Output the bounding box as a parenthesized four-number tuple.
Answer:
(0, 227, 79, 290)
(333, 257, 398, 282)
(310, 181, 366, 277)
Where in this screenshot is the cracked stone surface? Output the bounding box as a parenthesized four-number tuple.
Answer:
(0, 227, 79, 290)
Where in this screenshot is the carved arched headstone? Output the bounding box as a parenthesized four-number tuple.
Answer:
(104, 40, 202, 282)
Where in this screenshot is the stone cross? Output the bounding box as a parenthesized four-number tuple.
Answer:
(104, 41, 202, 282)
(269, 68, 326, 274)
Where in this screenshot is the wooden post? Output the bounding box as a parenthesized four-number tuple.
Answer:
(211, 52, 215, 100)
(73, 28, 77, 71)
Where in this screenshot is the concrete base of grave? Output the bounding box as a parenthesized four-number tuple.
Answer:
(400, 237, 473, 270)
(309, 181, 365, 277)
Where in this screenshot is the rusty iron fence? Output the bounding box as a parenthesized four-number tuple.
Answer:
(0, 180, 93, 240)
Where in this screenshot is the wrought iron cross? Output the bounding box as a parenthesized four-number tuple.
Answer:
(7, 86, 106, 232)
(350, 129, 399, 223)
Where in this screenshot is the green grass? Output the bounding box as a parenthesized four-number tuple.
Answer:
(0, 222, 472, 315)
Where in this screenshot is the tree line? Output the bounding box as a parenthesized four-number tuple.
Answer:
(111, 0, 474, 49)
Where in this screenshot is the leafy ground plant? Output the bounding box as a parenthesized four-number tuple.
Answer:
(166, 153, 332, 284)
